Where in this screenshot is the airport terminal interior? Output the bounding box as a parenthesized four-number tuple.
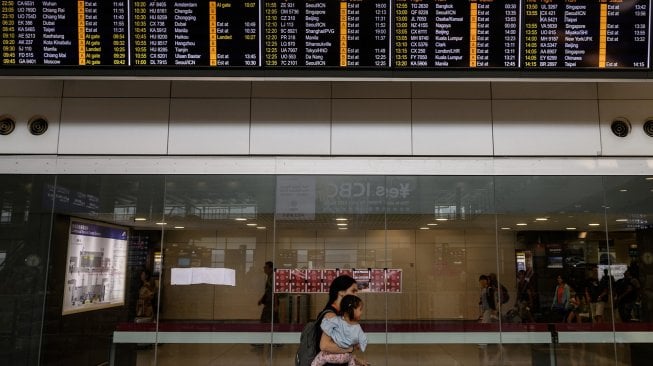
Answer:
(2, 173, 653, 365)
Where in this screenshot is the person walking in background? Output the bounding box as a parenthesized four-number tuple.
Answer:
(516, 270, 535, 322)
(258, 261, 278, 324)
(551, 274, 571, 322)
(312, 295, 369, 366)
(136, 269, 155, 321)
(479, 274, 497, 323)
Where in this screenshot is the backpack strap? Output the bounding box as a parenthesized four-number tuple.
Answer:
(313, 308, 335, 350)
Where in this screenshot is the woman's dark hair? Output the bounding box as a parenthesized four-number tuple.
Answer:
(325, 275, 357, 309)
(340, 295, 362, 320)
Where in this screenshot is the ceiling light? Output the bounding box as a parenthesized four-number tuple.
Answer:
(646, 177, 653, 181)
(435, 218, 448, 221)
(256, 226, 266, 229)
(338, 227, 348, 230)
(235, 218, 247, 221)
(501, 227, 511, 230)
(589, 223, 600, 226)
(337, 223, 348, 226)
(535, 218, 548, 221)
(174, 226, 185, 229)
(619, 189, 628, 192)
(427, 223, 438, 226)
(156, 222, 167, 225)
(615, 219, 628, 222)
(134, 217, 147, 221)
(516, 223, 528, 226)
(566, 227, 577, 230)
(247, 223, 257, 226)
(335, 218, 348, 221)
(419, 227, 429, 230)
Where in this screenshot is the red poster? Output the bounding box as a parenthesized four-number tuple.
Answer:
(306, 269, 322, 293)
(369, 269, 385, 292)
(323, 269, 337, 292)
(385, 269, 402, 292)
(338, 268, 353, 279)
(274, 269, 290, 293)
(290, 269, 307, 293)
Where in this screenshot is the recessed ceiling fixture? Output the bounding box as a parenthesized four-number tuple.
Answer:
(427, 223, 438, 226)
(174, 226, 185, 229)
(535, 218, 548, 221)
(338, 227, 348, 230)
(335, 218, 348, 221)
(256, 226, 266, 229)
(337, 223, 348, 226)
(156, 222, 167, 225)
(419, 227, 429, 230)
(247, 223, 257, 226)
(435, 218, 448, 221)
(589, 223, 600, 226)
(516, 223, 528, 226)
(235, 218, 247, 221)
(566, 227, 577, 230)
(615, 219, 628, 222)
(501, 227, 511, 230)
(619, 189, 628, 192)
(134, 217, 147, 221)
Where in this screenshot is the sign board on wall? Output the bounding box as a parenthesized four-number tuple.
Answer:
(62, 219, 128, 315)
(274, 268, 402, 293)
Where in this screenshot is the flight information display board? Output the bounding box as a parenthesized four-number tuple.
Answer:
(524, 0, 650, 68)
(1, 0, 652, 74)
(394, 0, 520, 68)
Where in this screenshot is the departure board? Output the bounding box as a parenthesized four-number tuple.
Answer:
(263, 0, 391, 67)
(394, 0, 520, 68)
(1, 0, 653, 75)
(524, 0, 650, 68)
(131, 1, 258, 67)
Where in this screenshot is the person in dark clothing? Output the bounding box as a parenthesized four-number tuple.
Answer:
(258, 261, 278, 324)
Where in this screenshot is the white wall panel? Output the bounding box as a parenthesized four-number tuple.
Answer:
(59, 98, 170, 154)
(491, 82, 597, 100)
(598, 82, 653, 100)
(412, 100, 493, 155)
(251, 99, 331, 155)
(598, 100, 653, 156)
(63, 80, 171, 98)
(332, 81, 411, 98)
(171, 81, 252, 98)
(168, 99, 250, 155)
(252, 81, 331, 98)
(493, 100, 601, 156)
(332, 99, 412, 155)
(412, 82, 491, 99)
(0, 98, 61, 154)
(0, 80, 63, 97)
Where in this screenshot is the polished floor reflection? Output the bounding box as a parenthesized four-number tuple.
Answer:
(135, 343, 630, 366)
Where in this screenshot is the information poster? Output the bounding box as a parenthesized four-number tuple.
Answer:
(62, 219, 128, 315)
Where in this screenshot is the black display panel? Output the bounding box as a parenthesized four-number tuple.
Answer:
(1, 0, 652, 75)
(1, 0, 129, 66)
(263, 0, 391, 67)
(524, 0, 650, 68)
(394, 0, 521, 68)
(131, 0, 259, 67)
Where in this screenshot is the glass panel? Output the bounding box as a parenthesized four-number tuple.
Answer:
(156, 175, 277, 365)
(604, 176, 653, 364)
(495, 176, 618, 364)
(386, 176, 497, 364)
(0, 175, 55, 365)
(40, 175, 165, 365)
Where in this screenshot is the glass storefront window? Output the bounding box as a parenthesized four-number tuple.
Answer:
(2, 174, 652, 365)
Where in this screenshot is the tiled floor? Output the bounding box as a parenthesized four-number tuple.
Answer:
(135, 342, 632, 366)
